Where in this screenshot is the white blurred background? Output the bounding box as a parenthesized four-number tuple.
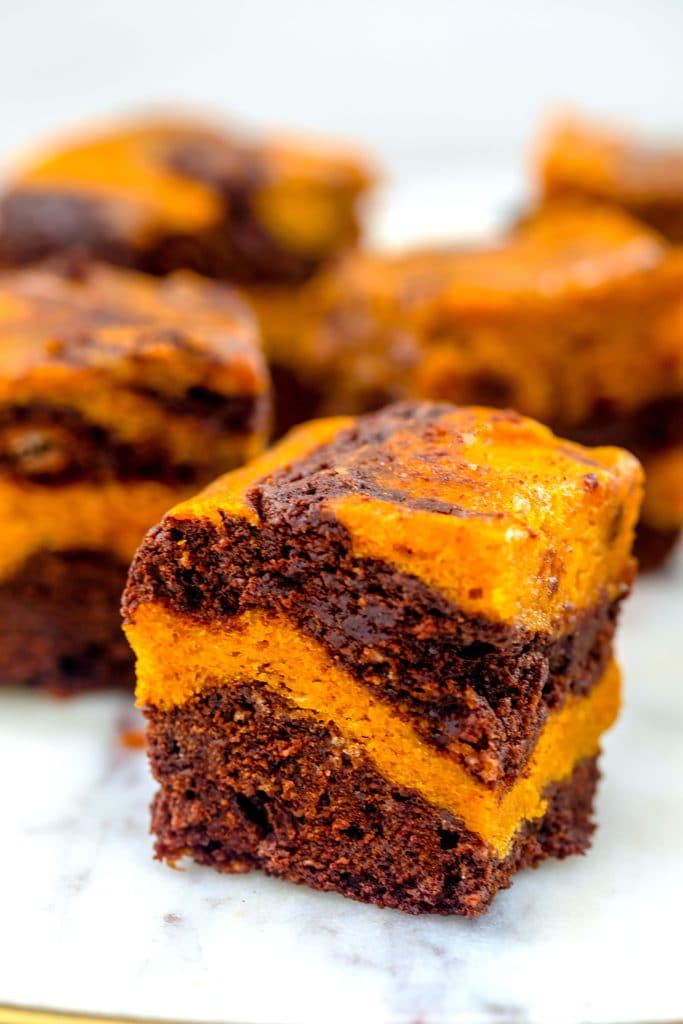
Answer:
(1, 0, 682, 241)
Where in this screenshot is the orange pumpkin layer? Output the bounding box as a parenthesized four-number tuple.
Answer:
(0, 476, 195, 582)
(128, 600, 620, 858)
(537, 113, 683, 207)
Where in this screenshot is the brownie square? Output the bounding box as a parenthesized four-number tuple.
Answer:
(536, 113, 683, 243)
(124, 402, 642, 914)
(0, 261, 269, 693)
(0, 115, 374, 285)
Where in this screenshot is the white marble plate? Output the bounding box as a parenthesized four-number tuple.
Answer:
(1, 179, 682, 1024)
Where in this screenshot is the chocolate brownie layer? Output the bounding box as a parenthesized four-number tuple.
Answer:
(0, 399, 262, 486)
(0, 192, 138, 273)
(147, 679, 599, 916)
(632, 202, 683, 245)
(0, 549, 132, 694)
(129, 513, 617, 788)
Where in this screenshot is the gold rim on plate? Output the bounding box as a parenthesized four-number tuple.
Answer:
(0, 1008, 219, 1024)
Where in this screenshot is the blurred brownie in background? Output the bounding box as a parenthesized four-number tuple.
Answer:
(534, 113, 683, 242)
(0, 262, 268, 694)
(251, 205, 683, 566)
(0, 115, 374, 284)
(248, 247, 457, 434)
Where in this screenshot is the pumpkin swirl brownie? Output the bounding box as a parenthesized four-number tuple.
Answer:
(0, 114, 373, 284)
(0, 262, 269, 694)
(535, 112, 683, 242)
(123, 402, 643, 915)
(251, 204, 683, 565)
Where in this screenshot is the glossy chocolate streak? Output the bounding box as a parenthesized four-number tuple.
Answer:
(0, 399, 261, 485)
(251, 401, 512, 518)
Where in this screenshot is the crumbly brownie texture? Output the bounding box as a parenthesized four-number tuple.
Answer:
(535, 114, 683, 242)
(0, 399, 258, 487)
(0, 261, 269, 690)
(250, 206, 683, 561)
(0, 550, 132, 695)
(0, 116, 373, 284)
(147, 681, 600, 917)
(124, 403, 641, 913)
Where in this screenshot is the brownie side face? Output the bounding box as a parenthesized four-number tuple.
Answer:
(0, 186, 339, 285)
(128, 510, 618, 788)
(125, 401, 639, 784)
(0, 261, 272, 694)
(127, 402, 632, 913)
(147, 679, 599, 916)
